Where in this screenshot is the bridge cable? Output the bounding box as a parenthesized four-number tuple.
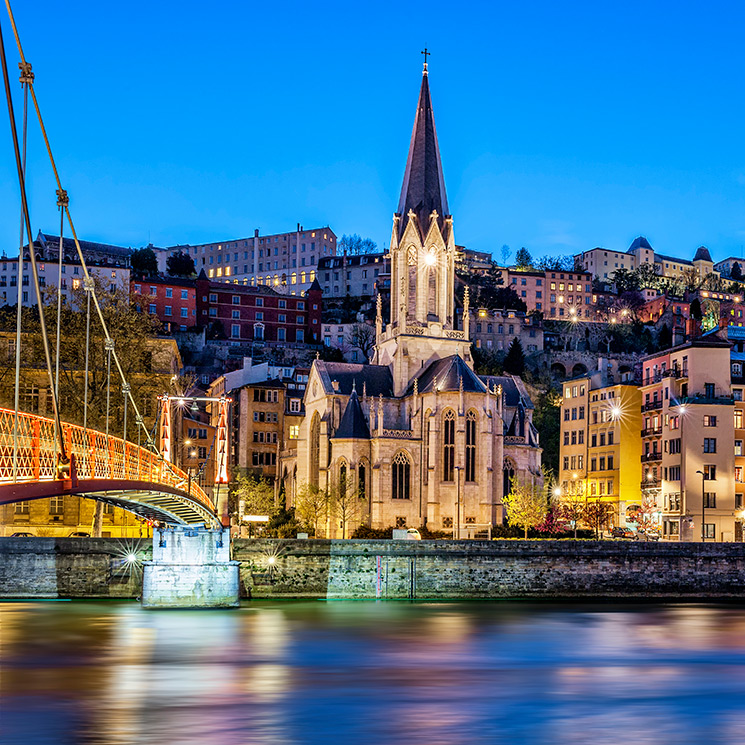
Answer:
(54, 189, 68, 403)
(4, 0, 158, 455)
(0, 18, 66, 464)
(82, 281, 91, 431)
(11, 58, 28, 482)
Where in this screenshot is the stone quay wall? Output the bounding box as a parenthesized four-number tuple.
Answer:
(4, 538, 745, 600)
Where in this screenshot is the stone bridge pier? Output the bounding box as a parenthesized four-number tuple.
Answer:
(142, 526, 239, 608)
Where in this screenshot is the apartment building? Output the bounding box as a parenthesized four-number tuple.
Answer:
(470, 309, 543, 353)
(577, 237, 718, 283)
(318, 253, 389, 298)
(641, 336, 736, 542)
(559, 363, 642, 527)
(494, 267, 595, 320)
(166, 225, 336, 294)
(196, 273, 322, 346)
(132, 276, 197, 333)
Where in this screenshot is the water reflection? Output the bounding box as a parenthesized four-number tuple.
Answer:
(3, 601, 745, 744)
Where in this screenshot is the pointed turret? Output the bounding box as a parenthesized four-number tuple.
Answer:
(332, 390, 370, 439)
(397, 63, 449, 239)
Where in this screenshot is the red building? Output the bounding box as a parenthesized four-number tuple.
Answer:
(131, 276, 198, 333)
(196, 271, 322, 345)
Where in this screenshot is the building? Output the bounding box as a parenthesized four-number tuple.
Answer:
(165, 225, 337, 294)
(319, 253, 389, 298)
(640, 336, 736, 541)
(195, 272, 322, 346)
(471, 309, 543, 353)
(577, 237, 719, 283)
(132, 276, 197, 332)
(714, 256, 745, 279)
(493, 267, 596, 320)
(558, 362, 642, 528)
(456, 246, 493, 273)
(279, 61, 541, 537)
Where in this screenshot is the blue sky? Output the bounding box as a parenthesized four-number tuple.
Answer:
(1, 0, 744, 263)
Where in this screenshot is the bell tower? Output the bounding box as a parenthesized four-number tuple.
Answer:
(376, 56, 468, 395)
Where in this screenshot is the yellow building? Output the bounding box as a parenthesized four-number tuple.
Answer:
(559, 361, 641, 528)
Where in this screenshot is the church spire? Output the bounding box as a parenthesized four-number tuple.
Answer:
(397, 56, 449, 239)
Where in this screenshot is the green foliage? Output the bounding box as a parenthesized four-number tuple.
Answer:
(535, 255, 575, 271)
(166, 250, 196, 277)
(503, 476, 550, 538)
(265, 507, 305, 538)
(532, 388, 561, 474)
(732, 262, 743, 281)
(690, 298, 703, 321)
(351, 524, 393, 539)
(318, 345, 345, 362)
(295, 483, 331, 537)
(230, 470, 275, 518)
(130, 247, 159, 278)
(504, 338, 526, 375)
(514, 247, 533, 269)
(471, 344, 504, 376)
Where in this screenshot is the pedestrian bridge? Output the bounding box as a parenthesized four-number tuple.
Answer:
(0, 408, 221, 529)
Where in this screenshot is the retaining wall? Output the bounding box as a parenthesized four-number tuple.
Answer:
(3, 538, 745, 600)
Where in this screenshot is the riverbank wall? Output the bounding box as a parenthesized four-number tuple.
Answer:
(3, 538, 745, 600)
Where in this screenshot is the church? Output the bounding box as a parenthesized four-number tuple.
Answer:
(282, 60, 542, 536)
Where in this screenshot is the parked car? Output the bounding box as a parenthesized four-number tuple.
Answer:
(11, 532, 33, 537)
(638, 528, 660, 541)
(610, 527, 637, 539)
(69, 532, 90, 538)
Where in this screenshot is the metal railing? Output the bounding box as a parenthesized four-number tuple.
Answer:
(0, 407, 215, 513)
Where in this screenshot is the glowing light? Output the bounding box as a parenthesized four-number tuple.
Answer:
(646, 472, 654, 481)
(611, 406, 622, 419)
(267, 556, 276, 565)
(572, 473, 578, 480)
(679, 406, 687, 414)
(126, 553, 137, 563)
(553, 487, 562, 497)
(424, 251, 437, 266)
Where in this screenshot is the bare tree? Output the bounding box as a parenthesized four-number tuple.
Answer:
(346, 323, 376, 362)
(338, 234, 377, 256)
(295, 483, 330, 537)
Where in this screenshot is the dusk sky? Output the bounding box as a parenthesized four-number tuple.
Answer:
(1, 0, 745, 263)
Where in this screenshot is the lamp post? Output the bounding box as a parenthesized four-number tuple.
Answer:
(696, 469, 706, 542)
(455, 465, 462, 540)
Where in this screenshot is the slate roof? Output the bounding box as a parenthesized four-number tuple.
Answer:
(628, 236, 653, 252)
(314, 361, 394, 397)
(479, 375, 535, 409)
(397, 68, 449, 239)
(693, 246, 713, 262)
(332, 390, 370, 439)
(407, 355, 487, 395)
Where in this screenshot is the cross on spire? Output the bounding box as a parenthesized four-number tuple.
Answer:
(421, 47, 430, 70)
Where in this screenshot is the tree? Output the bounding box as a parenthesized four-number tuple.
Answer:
(584, 499, 615, 539)
(130, 247, 159, 278)
(318, 345, 345, 362)
(732, 262, 743, 281)
(610, 267, 640, 294)
(166, 250, 196, 277)
(535, 255, 574, 271)
(230, 470, 276, 521)
(504, 337, 526, 375)
(338, 234, 377, 255)
(658, 323, 672, 350)
(346, 323, 376, 362)
(329, 478, 363, 539)
(500, 245, 511, 267)
(502, 476, 549, 539)
(558, 493, 586, 539)
(514, 247, 533, 270)
(532, 388, 561, 474)
(690, 298, 703, 321)
(295, 483, 330, 537)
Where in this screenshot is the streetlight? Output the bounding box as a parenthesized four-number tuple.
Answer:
(696, 469, 706, 542)
(454, 465, 462, 540)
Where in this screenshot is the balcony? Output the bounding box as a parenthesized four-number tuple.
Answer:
(641, 400, 663, 412)
(641, 426, 663, 437)
(641, 478, 661, 489)
(673, 394, 735, 407)
(641, 452, 662, 463)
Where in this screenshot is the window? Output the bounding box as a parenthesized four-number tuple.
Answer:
(704, 465, 716, 480)
(703, 438, 717, 453)
(443, 410, 455, 481)
(181, 289, 188, 299)
(231, 324, 240, 338)
(148, 304, 156, 314)
(289, 425, 299, 439)
(736, 410, 744, 429)
(704, 415, 717, 427)
(704, 524, 716, 539)
(14, 501, 29, 514)
(703, 492, 717, 508)
(289, 398, 301, 413)
(232, 295, 240, 305)
(736, 440, 743, 456)
(358, 461, 367, 500)
(465, 411, 476, 482)
(49, 496, 64, 515)
(166, 288, 173, 298)
(392, 451, 411, 500)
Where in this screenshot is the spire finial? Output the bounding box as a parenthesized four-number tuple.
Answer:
(421, 47, 430, 74)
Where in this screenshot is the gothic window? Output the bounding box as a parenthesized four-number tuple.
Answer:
(443, 409, 455, 482)
(392, 451, 411, 500)
(339, 460, 347, 498)
(465, 410, 477, 482)
(503, 457, 516, 499)
(423, 410, 431, 484)
(309, 412, 320, 487)
(408, 266, 417, 319)
(358, 459, 367, 500)
(427, 268, 437, 316)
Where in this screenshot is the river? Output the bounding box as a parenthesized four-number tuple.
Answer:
(3, 600, 745, 744)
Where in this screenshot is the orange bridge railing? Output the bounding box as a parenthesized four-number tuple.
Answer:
(0, 407, 216, 515)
